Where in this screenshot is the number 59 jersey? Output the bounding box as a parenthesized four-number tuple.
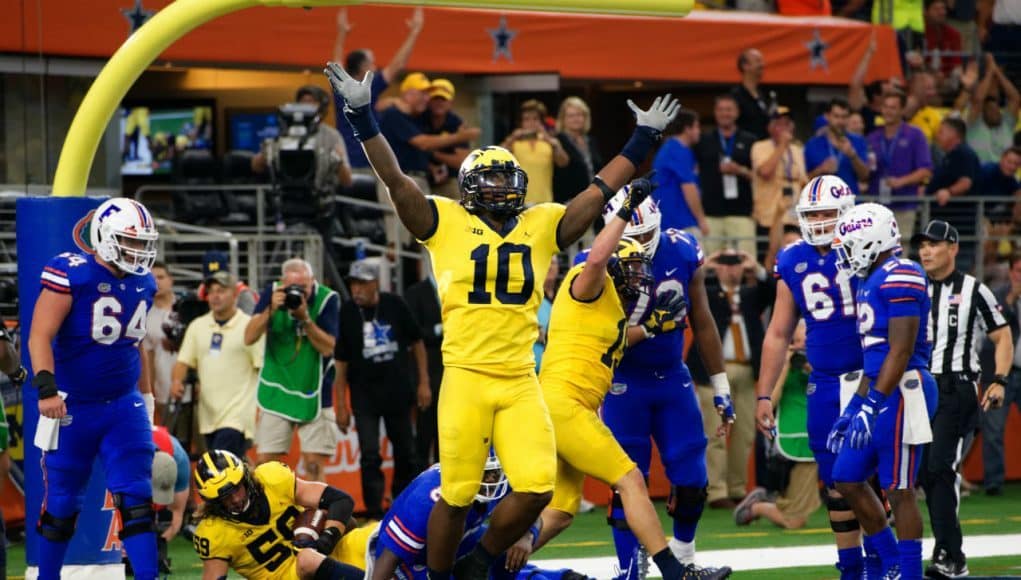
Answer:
(774, 241, 862, 375)
(420, 196, 566, 376)
(41, 251, 156, 401)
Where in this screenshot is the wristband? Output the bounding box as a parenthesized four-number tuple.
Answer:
(710, 372, 731, 398)
(620, 125, 659, 167)
(528, 524, 541, 546)
(991, 374, 1009, 387)
(866, 388, 887, 408)
(343, 103, 380, 142)
(592, 175, 616, 203)
(757, 395, 772, 402)
(33, 370, 59, 400)
(617, 204, 634, 221)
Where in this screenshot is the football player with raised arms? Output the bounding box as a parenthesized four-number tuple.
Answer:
(190, 449, 367, 580)
(752, 175, 868, 579)
(533, 176, 695, 580)
(828, 204, 937, 580)
(600, 192, 733, 579)
(28, 198, 160, 579)
(325, 61, 679, 580)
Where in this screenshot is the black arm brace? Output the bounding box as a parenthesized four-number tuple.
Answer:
(318, 486, 355, 524)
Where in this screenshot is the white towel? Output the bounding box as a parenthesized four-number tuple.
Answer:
(839, 370, 863, 413)
(33, 391, 67, 451)
(899, 370, 933, 445)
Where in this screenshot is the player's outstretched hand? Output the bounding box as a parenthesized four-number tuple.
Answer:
(714, 393, 736, 438)
(504, 532, 534, 573)
(324, 62, 372, 110)
(848, 390, 885, 450)
(641, 289, 687, 337)
(627, 94, 681, 132)
(615, 177, 653, 220)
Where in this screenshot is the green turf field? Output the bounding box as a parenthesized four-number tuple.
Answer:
(7, 482, 1021, 578)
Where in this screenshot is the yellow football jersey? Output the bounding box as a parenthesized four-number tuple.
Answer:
(421, 196, 566, 374)
(192, 462, 303, 580)
(539, 263, 626, 407)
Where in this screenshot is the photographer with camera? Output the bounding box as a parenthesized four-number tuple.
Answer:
(173, 271, 264, 459)
(245, 258, 340, 482)
(688, 248, 774, 509)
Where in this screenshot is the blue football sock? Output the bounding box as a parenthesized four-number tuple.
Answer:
(611, 527, 642, 580)
(122, 530, 159, 580)
(866, 527, 900, 574)
(898, 539, 922, 580)
(863, 534, 884, 579)
(671, 502, 703, 543)
(836, 546, 864, 580)
(37, 534, 72, 580)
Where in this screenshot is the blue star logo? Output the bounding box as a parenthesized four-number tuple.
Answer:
(371, 320, 393, 343)
(805, 29, 830, 71)
(122, 0, 155, 35)
(487, 15, 517, 62)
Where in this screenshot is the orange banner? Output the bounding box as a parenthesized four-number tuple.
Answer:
(1, 2, 900, 85)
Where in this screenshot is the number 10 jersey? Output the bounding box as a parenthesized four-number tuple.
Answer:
(420, 197, 565, 376)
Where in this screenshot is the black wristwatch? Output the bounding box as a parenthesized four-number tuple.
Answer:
(990, 374, 1010, 388)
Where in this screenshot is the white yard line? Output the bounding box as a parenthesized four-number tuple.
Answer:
(533, 533, 1021, 577)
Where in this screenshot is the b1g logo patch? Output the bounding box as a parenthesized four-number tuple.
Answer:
(609, 383, 628, 395)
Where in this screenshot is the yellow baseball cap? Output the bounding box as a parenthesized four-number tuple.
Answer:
(429, 78, 455, 101)
(400, 72, 431, 93)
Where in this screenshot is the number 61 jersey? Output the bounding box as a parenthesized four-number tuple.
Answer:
(419, 196, 566, 376)
(774, 240, 863, 374)
(41, 251, 156, 401)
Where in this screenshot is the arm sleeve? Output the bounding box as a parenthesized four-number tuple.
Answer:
(176, 322, 199, 367)
(316, 292, 340, 339)
(880, 268, 929, 319)
(677, 148, 698, 185)
(171, 436, 191, 493)
(40, 255, 73, 295)
(417, 197, 444, 245)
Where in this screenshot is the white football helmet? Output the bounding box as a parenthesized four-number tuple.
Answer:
(90, 198, 159, 276)
(832, 203, 900, 278)
(475, 450, 509, 504)
(797, 175, 856, 246)
(604, 189, 662, 257)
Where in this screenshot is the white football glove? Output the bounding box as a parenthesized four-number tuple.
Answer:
(627, 94, 682, 132)
(324, 62, 372, 110)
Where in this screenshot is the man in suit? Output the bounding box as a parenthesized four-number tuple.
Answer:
(688, 248, 774, 508)
(404, 275, 444, 469)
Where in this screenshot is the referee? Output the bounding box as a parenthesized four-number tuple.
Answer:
(912, 220, 1015, 578)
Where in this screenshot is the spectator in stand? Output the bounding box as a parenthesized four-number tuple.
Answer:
(867, 90, 933, 242)
(553, 97, 604, 204)
(804, 98, 871, 195)
(334, 260, 426, 519)
(849, 30, 884, 135)
(695, 94, 758, 256)
(332, 6, 424, 173)
(967, 53, 1020, 164)
(980, 0, 1021, 79)
(144, 262, 178, 427)
(420, 79, 473, 200)
(732, 48, 772, 140)
(978, 146, 1021, 262)
(502, 99, 570, 205)
(925, 0, 964, 80)
(947, 0, 978, 53)
(404, 274, 444, 468)
(907, 70, 946, 142)
(873, 0, 926, 56)
(174, 271, 264, 459)
(751, 106, 807, 256)
(927, 117, 981, 268)
(652, 108, 709, 238)
(378, 72, 481, 243)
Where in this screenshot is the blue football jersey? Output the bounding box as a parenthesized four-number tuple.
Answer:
(379, 465, 495, 564)
(616, 228, 703, 375)
(857, 256, 932, 377)
(40, 252, 156, 401)
(774, 241, 863, 374)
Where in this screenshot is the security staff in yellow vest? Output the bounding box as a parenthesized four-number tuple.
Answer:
(245, 258, 340, 482)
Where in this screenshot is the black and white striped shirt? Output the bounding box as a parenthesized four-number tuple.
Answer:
(928, 270, 1008, 375)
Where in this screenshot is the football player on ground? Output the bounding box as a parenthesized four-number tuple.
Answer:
(599, 194, 733, 579)
(369, 454, 583, 580)
(828, 204, 937, 580)
(533, 177, 700, 580)
(190, 449, 368, 580)
(326, 61, 679, 580)
(28, 198, 161, 580)
(751, 175, 869, 579)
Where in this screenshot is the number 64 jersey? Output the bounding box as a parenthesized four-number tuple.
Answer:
(41, 251, 156, 401)
(774, 240, 863, 375)
(419, 196, 566, 376)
